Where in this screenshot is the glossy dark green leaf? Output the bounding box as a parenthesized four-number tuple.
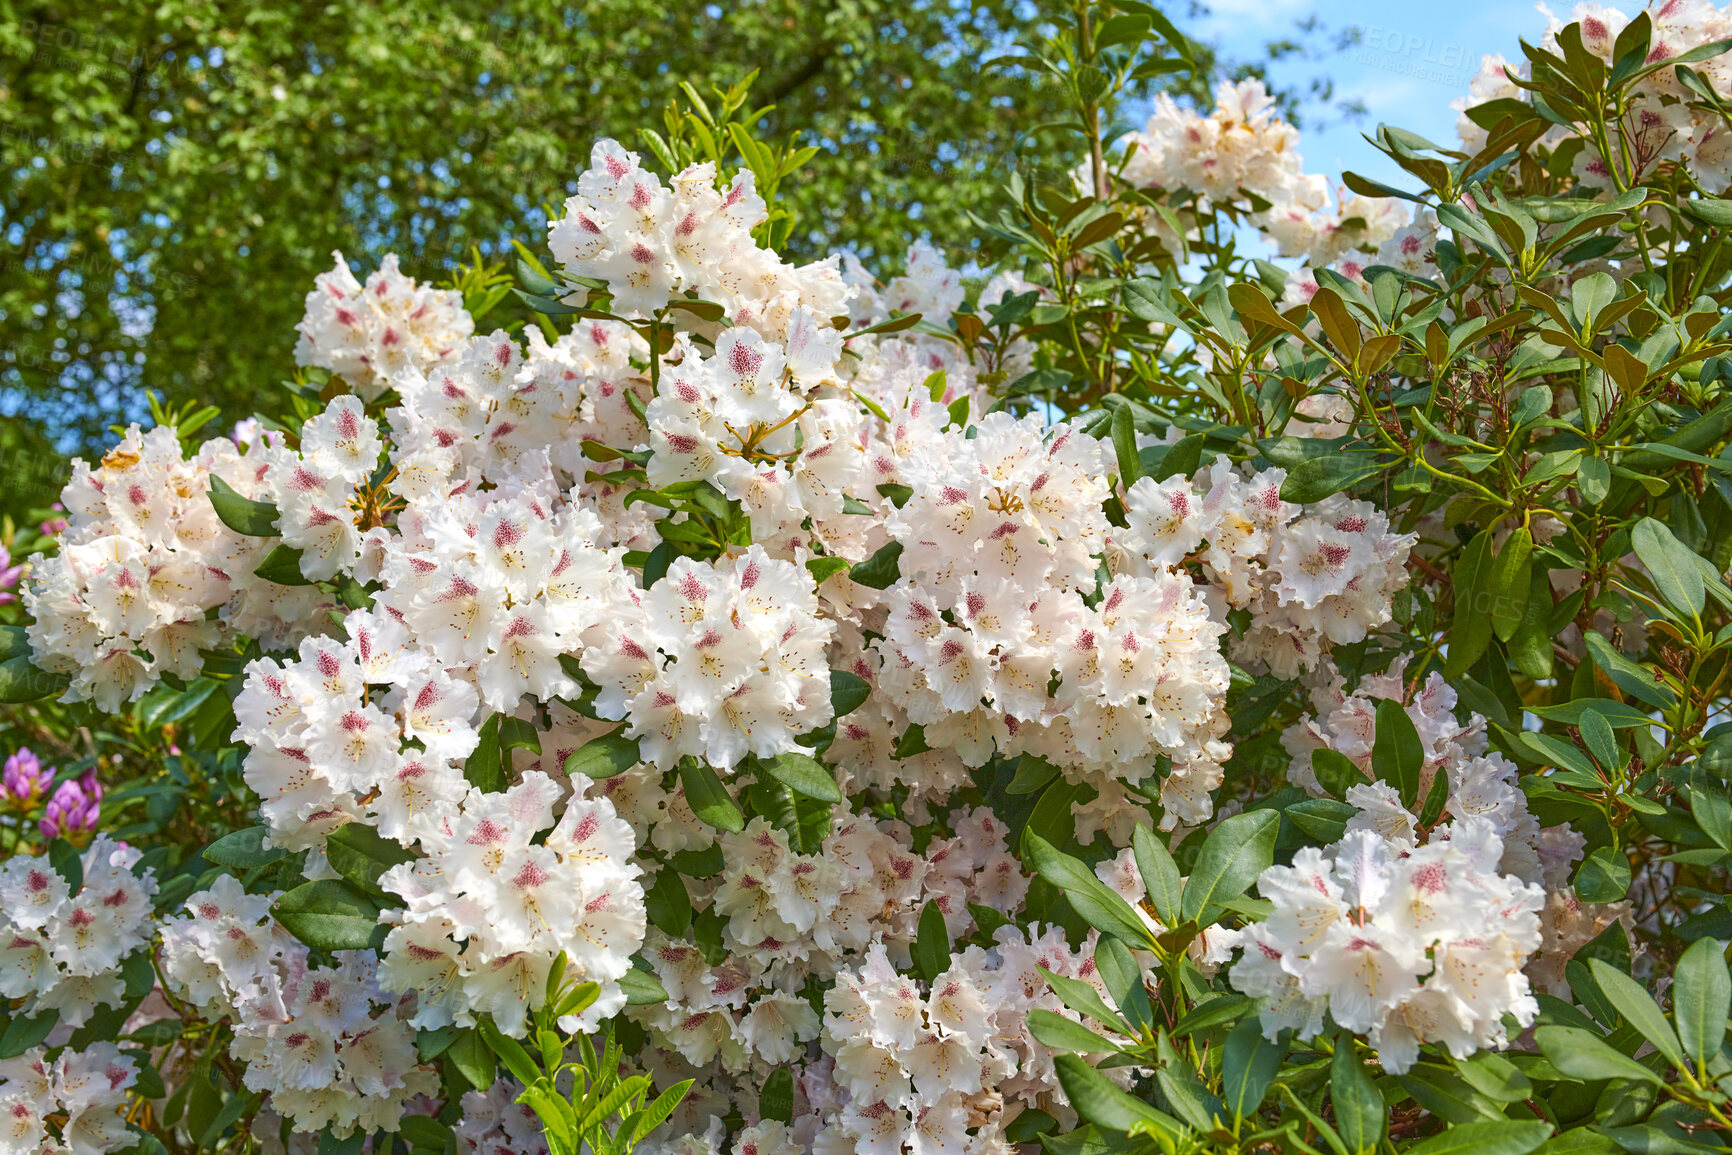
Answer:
(1053, 1054, 1187, 1141)
(1331, 1042, 1385, 1153)
(207, 475, 280, 536)
(829, 669, 872, 718)
(1632, 517, 1705, 616)
(1023, 831, 1160, 950)
(680, 758, 744, 833)
(1027, 1008, 1122, 1054)
(1589, 959, 1684, 1070)
(1220, 1016, 1285, 1121)
(1179, 810, 1278, 925)
(1674, 937, 1731, 1071)
(755, 751, 842, 803)
(914, 899, 951, 982)
(1535, 1025, 1662, 1084)
(563, 729, 640, 780)
(252, 543, 311, 585)
(1311, 748, 1366, 799)
(644, 867, 692, 938)
(1131, 824, 1182, 927)
(272, 880, 383, 952)
(1576, 845, 1632, 902)
(759, 1067, 795, 1124)
(1488, 527, 1534, 642)
(463, 713, 506, 793)
(324, 823, 415, 891)
(849, 541, 904, 589)
(1408, 1121, 1552, 1155)
(1373, 698, 1425, 810)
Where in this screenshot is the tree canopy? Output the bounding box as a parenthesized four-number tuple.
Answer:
(2, 0, 1091, 448)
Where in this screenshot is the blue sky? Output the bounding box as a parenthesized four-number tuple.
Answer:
(1203, 0, 1554, 188)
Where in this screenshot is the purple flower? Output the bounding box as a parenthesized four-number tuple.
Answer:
(1, 747, 55, 805)
(39, 770, 101, 842)
(0, 547, 21, 606)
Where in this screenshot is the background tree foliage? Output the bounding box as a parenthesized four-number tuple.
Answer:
(1, 0, 1097, 448)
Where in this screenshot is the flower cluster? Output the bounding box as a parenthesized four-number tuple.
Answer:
(159, 876, 440, 1137)
(0, 1043, 139, 1155)
(813, 924, 1113, 1155)
(295, 251, 474, 398)
(1230, 823, 1545, 1073)
(1278, 660, 1625, 989)
(378, 770, 646, 1036)
(1118, 78, 1405, 266)
(546, 141, 849, 321)
(586, 549, 834, 770)
(0, 836, 156, 1029)
(1456, 3, 1732, 188)
(22, 423, 330, 709)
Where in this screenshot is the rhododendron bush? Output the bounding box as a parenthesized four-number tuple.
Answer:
(5, 5, 1732, 1155)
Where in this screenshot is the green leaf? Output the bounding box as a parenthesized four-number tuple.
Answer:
(1279, 453, 1385, 503)
(1535, 1025, 1662, 1084)
(1578, 456, 1612, 504)
(1446, 530, 1496, 677)
(1373, 699, 1425, 810)
(1311, 748, 1367, 799)
(0, 626, 28, 663)
(48, 837, 83, 894)
(829, 669, 872, 718)
(1576, 845, 1632, 902)
(0, 654, 68, 704)
(914, 900, 951, 982)
(755, 752, 842, 803)
(1053, 1054, 1188, 1142)
(200, 825, 283, 870)
(1454, 1051, 1532, 1102)
(272, 879, 383, 952)
(446, 1028, 495, 1091)
(1583, 633, 1676, 708)
(618, 965, 669, 1006)
(1589, 959, 1685, 1071)
(1007, 754, 1061, 795)
(1331, 1043, 1385, 1154)
(1094, 936, 1151, 1031)
(1672, 937, 1730, 1071)
(1179, 810, 1279, 925)
(1398, 1065, 1505, 1122)
(1022, 831, 1160, 951)
(0, 1009, 59, 1059)
(1111, 404, 1142, 487)
(1171, 993, 1252, 1037)
(1408, 1121, 1553, 1155)
(1489, 527, 1534, 642)
(207, 475, 281, 536)
(1027, 1008, 1122, 1054)
(464, 713, 506, 793)
(1220, 1016, 1285, 1121)
(316, 1127, 365, 1155)
(252, 543, 311, 585)
(562, 729, 641, 780)
(1039, 966, 1134, 1035)
(478, 1016, 541, 1088)
(1632, 517, 1706, 616)
(324, 823, 416, 892)
(1131, 825, 1182, 927)
(759, 1067, 795, 1124)
(644, 867, 692, 938)
(849, 541, 904, 589)
(1286, 797, 1358, 842)
(680, 759, 744, 833)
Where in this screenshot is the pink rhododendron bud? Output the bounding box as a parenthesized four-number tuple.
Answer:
(39, 771, 101, 842)
(1, 748, 54, 807)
